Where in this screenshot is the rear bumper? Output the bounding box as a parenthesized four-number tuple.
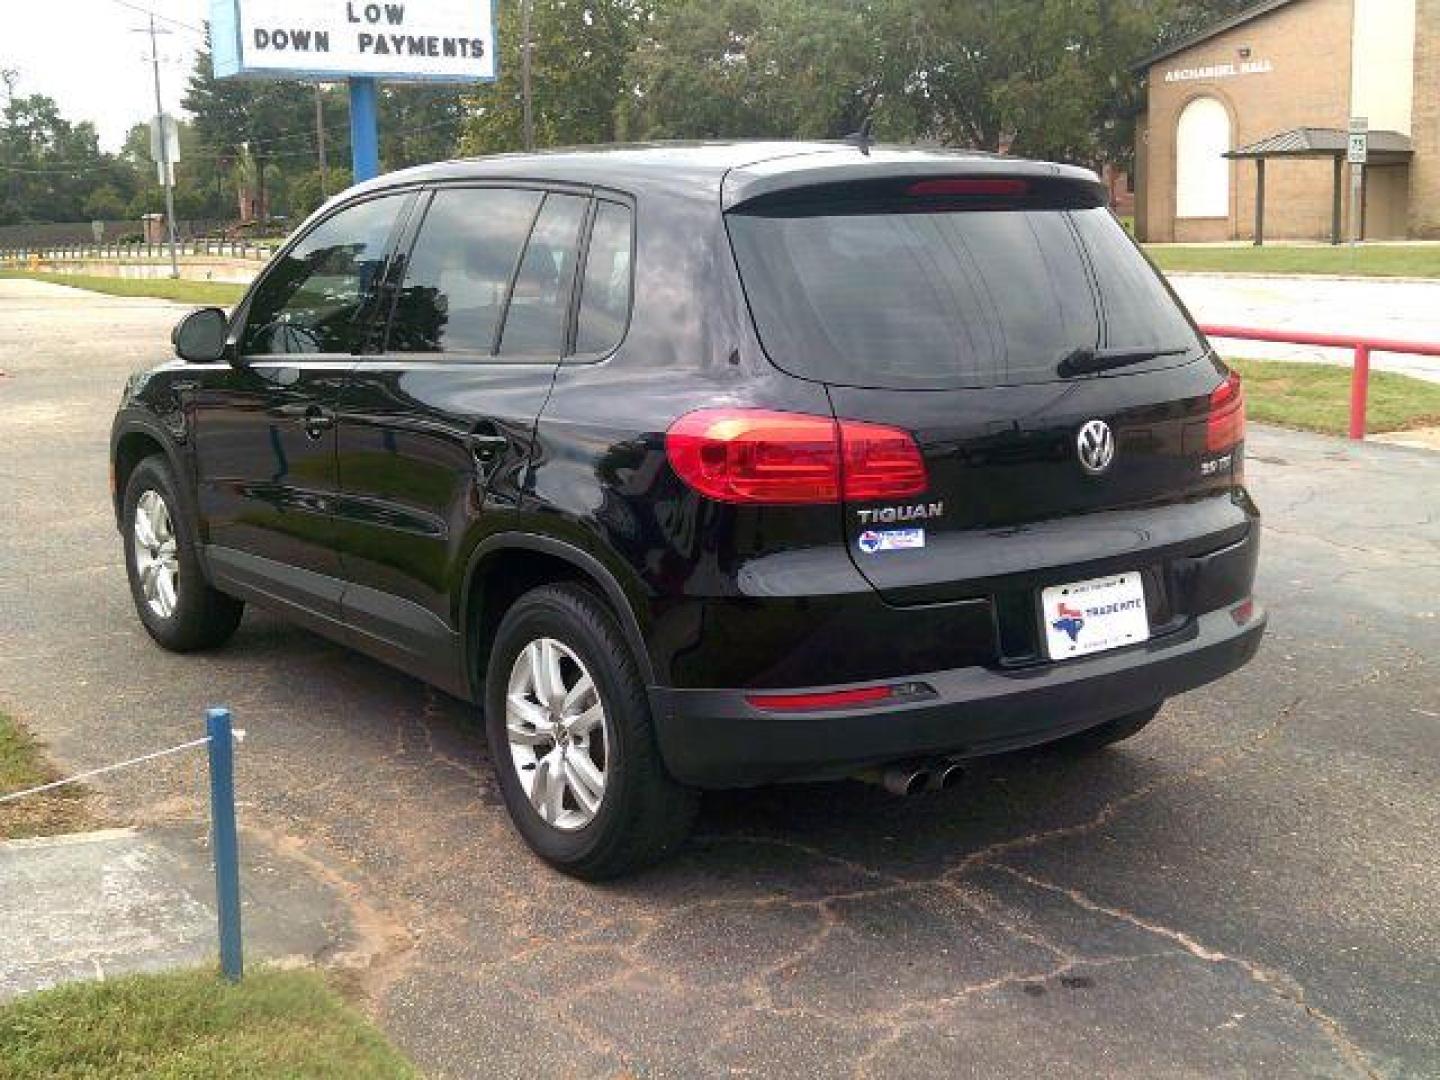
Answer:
(650, 602, 1266, 788)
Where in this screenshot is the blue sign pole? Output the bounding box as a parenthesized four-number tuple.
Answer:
(206, 707, 244, 982)
(349, 76, 380, 183)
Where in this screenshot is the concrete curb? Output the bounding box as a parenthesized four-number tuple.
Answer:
(1164, 270, 1440, 285)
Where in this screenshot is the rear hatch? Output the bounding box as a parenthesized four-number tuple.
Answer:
(726, 172, 1248, 656)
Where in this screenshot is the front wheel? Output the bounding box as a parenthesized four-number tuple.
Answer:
(122, 454, 243, 651)
(484, 583, 698, 880)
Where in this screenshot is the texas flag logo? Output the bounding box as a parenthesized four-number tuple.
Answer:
(1051, 602, 1085, 643)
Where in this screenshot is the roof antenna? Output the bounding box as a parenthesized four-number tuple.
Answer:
(845, 116, 874, 156)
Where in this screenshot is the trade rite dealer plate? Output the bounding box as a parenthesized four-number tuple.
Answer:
(1041, 571, 1150, 660)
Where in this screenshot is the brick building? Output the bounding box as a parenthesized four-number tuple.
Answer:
(1135, 0, 1440, 242)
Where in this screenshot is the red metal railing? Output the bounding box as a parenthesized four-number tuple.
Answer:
(1200, 325, 1440, 440)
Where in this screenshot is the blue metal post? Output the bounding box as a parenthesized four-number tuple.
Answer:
(206, 707, 243, 982)
(349, 77, 380, 183)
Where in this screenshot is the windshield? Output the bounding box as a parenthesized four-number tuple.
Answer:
(727, 204, 1201, 389)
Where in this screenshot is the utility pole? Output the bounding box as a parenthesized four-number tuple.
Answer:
(314, 84, 329, 199)
(520, 0, 535, 151)
(137, 15, 179, 278)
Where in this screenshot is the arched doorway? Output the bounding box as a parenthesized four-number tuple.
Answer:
(1175, 96, 1231, 218)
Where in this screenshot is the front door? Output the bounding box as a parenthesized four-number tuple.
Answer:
(332, 185, 589, 680)
(190, 191, 414, 620)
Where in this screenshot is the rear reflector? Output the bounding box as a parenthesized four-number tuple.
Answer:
(1207, 370, 1245, 452)
(746, 686, 893, 712)
(666, 409, 927, 504)
(905, 178, 1029, 198)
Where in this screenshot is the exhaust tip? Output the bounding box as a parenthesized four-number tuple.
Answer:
(932, 760, 965, 791)
(882, 763, 932, 797)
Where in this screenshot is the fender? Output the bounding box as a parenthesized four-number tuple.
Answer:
(110, 410, 196, 531)
(460, 531, 657, 690)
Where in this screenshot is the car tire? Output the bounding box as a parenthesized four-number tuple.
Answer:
(484, 582, 699, 880)
(1052, 702, 1163, 754)
(122, 454, 244, 651)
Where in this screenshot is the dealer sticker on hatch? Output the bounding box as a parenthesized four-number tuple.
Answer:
(857, 528, 925, 554)
(1041, 572, 1149, 659)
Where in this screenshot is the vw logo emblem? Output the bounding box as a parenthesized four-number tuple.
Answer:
(1076, 420, 1115, 474)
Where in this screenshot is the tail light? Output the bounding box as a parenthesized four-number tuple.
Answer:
(841, 422, 929, 500)
(1207, 370, 1245, 452)
(665, 408, 927, 505)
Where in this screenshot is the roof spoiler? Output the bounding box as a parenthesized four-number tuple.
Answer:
(722, 153, 1104, 212)
(723, 158, 1107, 214)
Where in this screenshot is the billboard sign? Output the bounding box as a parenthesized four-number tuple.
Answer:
(211, 0, 496, 83)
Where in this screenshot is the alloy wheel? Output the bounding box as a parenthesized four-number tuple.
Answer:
(133, 489, 179, 619)
(505, 637, 610, 831)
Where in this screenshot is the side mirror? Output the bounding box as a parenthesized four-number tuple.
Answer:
(172, 307, 229, 363)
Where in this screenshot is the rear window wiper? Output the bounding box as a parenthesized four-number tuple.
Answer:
(1058, 345, 1190, 378)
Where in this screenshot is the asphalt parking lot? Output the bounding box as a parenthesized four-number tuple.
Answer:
(1, 278, 1437, 1078)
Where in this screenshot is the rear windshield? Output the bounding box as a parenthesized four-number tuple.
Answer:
(727, 203, 1202, 389)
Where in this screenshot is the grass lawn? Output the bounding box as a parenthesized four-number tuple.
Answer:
(1147, 244, 1440, 278)
(0, 968, 417, 1079)
(1228, 358, 1440, 435)
(0, 710, 92, 840)
(0, 270, 247, 307)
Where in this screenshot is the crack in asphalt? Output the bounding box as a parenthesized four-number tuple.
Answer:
(992, 865, 1379, 1079)
(293, 676, 1381, 1079)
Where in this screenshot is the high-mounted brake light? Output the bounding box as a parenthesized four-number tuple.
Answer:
(905, 178, 1029, 198)
(665, 409, 927, 505)
(1207, 370, 1245, 452)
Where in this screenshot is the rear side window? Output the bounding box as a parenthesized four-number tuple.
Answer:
(728, 202, 1201, 389)
(389, 187, 543, 354)
(498, 193, 588, 357)
(574, 201, 633, 355)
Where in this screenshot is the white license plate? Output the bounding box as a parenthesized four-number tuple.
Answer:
(1041, 572, 1150, 660)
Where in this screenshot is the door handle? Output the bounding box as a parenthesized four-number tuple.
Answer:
(305, 411, 336, 435)
(272, 403, 335, 439)
(467, 432, 508, 470)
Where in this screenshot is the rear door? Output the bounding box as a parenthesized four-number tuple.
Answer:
(727, 179, 1248, 659)
(331, 184, 588, 675)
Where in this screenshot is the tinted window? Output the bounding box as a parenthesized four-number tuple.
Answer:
(242, 194, 406, 356)
(498, 193, 587, 357)
(1070, 208, 1198, 352)
(574, 201, 632, 355)
(388, 187, 543, 354)
(728, 204, 1201, 389)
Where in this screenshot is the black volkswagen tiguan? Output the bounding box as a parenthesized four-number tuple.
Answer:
(111, 142, 1265, 878)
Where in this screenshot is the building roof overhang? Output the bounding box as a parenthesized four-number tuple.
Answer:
(1224, 127, 1414, 161)
(1133, 0, 1303, 73)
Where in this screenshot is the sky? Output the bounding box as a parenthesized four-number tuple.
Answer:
(3, 0, 206, 151)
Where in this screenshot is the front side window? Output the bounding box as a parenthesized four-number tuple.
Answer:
(573, 201, 633, 356)
(241, 194, 407, 356)
(388, 187, 544, 354)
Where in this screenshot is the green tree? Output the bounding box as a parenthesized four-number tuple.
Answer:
(184, 33, 317, 215)
(461, 0, 655, 154)
(0, 93, 132, 224)
(382, 86, 469, 169)
(620, 0, 905, 140)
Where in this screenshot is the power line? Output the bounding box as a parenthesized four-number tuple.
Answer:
(108, 0, 206, 37)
